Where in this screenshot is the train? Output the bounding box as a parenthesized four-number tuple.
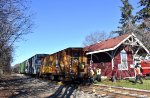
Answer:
(18, 47, 92, 81)
(16, 47, 150, 82)
(19, 54, 49, 75)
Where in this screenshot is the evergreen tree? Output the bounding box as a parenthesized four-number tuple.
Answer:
(135, 0, 150, 49)
(116, 0, 134, 35)
(136, 0, 150, 31)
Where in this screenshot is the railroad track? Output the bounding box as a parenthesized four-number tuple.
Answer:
(79, 84, 150, 98)
(11, 74, 150, 98)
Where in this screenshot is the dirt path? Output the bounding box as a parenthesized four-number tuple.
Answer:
(0, 74, 100, 98)
(0, 74, 58, 98)
(2, 74, 149, 98)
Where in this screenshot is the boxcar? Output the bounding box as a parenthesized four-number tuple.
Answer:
(25, 54, 49, 75)
(19, 61, 26, 74)
(40, 47, 88, 81)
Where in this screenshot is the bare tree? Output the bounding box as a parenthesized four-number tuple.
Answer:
(135, 0, 150, 50)
(122, 21, 150, 50)
(113, 0, 150, 50)
(0, 0, 32, 74)
(82, 32, 112, 46)
(133, 23, 150, 50)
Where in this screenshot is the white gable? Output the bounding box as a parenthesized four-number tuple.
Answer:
(87, 33, 149, 55)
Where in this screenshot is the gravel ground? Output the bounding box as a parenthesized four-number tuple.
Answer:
(0, 74, 101, 98)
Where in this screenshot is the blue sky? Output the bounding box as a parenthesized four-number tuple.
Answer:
(13, 0, 139, 65)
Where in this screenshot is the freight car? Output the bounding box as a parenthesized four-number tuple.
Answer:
(19, 54, 49, 75)
(26, 54, 49, 75)
(19, 61, 26, 74)
(40, 47, 89, 81)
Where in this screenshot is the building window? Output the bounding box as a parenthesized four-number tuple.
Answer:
(118, 49, 128, 70)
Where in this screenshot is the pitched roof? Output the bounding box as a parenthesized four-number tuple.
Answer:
(84, 33, 130, 52)
(84, 33, 149, 55)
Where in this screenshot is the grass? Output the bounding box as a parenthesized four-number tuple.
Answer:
(95, 78, 150, 90)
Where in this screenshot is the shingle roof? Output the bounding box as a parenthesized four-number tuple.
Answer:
(84, 33, 130, 52)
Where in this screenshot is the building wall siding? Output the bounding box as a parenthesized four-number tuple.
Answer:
(92, 46, 135, 79)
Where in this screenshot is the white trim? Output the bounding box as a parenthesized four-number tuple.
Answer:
(113, 35, 133, 51)
(132, 34, 149, 54)
(119, 49, 128, 70)
(112, 58, 114, 70)
(86, 35, 133, 55)
(86, 47, 114, 55)
(86, 34, 149, 55)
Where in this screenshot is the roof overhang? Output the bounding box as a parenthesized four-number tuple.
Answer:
(86, 33, 149, 55)
(86, 47, 114, 55)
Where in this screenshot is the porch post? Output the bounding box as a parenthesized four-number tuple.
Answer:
(104, 51, 114, 70)
(112, 58, 114, 70)
(111, 51, 114, 70)
(90, 54, 93, 69)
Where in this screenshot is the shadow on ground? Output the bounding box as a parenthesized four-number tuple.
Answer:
(128, 79, 135, 83)
(0, 76, 81, 98)
(47, 84, 78, 98)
